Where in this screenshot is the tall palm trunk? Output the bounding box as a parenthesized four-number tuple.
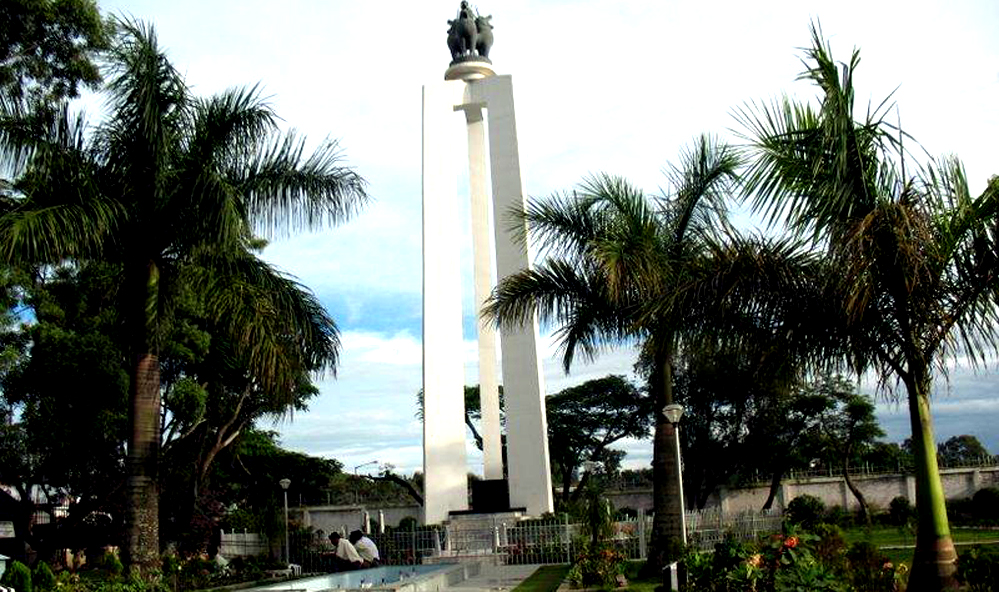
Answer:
(905, 365, 958, 590)
(643, 338, 684, 575)
(124, 260, 161, 572)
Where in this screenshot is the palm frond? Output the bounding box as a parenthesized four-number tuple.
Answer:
(236, 133, 368, 236)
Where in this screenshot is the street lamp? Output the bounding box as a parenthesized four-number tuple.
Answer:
(279, 478, 291, 566)
(353, 460, 379, 475)
(662, 404, 687, 546)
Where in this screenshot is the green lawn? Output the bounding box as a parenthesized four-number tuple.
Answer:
(843, 526, 999, 548)
(511, 565, 572, 592)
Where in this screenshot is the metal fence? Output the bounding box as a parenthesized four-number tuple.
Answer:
(275, 508, 782, 569)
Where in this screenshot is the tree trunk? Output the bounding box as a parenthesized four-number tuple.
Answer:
(762, 468, 782, 511)
(124, 260, 161, 573)
(842, 452, 871, 526)
(641, 339, 683, 577)
(905, 368, 958, 591)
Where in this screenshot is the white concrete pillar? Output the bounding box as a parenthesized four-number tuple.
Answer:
(422, 80, 470, 524)
(422, 73, 554, 521)
(469, 75, 554, 516)
(465, 105, 504, 480)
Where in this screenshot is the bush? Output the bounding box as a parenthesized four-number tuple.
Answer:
(0, 560, 32, 592)
(972, 487, 999, 524)
(888, 496, 915, 527)
(566, 543, 627, 588)
(957, 545, 999, 592)
(845, 541, 900, 592)
(824, 505, 852, 527)
(948, 496, 977, 525)
(811, 523, 847, 571)
(32, 562, 55, 592)
(786, 494, 825, 529)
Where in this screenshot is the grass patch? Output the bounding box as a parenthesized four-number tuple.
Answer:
(843, 526, 999, 548)
(621, 561, 659, 592)
(512, 565, 571, 592)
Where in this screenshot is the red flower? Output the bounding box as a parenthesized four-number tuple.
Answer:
(784, 536, 799, 548)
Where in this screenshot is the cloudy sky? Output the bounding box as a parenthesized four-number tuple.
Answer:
(95, 0, 999, 475)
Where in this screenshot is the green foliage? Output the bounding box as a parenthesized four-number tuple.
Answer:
(956, 545, 999, 592)
(0, 0, 109, 104)
(97, 550, 125, 575)
(566, 543, 627, 588)
(938, 435, 991, 466)
(32, 562, 55, 592)
(888, 496, 915, 528)
(972, 487, 999, 523)
(1, 560, 32, 592)
(681, 527, 907, 592)
(786, 494, 825, 529)
(547, 375, 651, 502)
(845, 541, 899, 592)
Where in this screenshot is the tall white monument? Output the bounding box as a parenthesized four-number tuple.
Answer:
(422, 2, 554, 524)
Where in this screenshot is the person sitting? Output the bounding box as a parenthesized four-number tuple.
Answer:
(328, 532, 363, 571)
(349, 530, 380, 567)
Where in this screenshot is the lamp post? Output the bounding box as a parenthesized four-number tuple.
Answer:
(662, 404, 687, 546)
(353, 460, 378, 505)
(279, 478, 291, 565)
(353, 460, 379, 475)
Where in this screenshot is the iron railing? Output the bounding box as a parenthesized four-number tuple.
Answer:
(241, 509, 785, 569)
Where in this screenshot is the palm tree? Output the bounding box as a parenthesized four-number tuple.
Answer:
(737, 24, 999, 590)
(0, 20, 368, 570)
(485, 135, 739, 571)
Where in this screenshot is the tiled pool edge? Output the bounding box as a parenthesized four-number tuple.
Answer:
(385, 562, 482, 592)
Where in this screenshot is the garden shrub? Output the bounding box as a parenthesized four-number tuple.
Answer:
(957, 545, 999, 592)
(0, 560, 32, 592)
(846, 541, 901, 592)
(811, 523, 847, 571)
(824, 504, 851, 527)
(786, 494, 825, 529)
(888, 496, 915, 527)
(32, 562, 55, 592)
(947, 496, 977, 524)
(96, 550, 124, 575)
(972, 487, 999, 524)
(566, 543, 627, 588)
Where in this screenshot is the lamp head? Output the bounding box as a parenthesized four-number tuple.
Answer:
(662, 404, 684, 425)
(279, 478, 291, 490)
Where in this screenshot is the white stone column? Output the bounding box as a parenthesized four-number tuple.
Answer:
(470, 75, 554, 516)
(464, 105, 504, 480)
(422, 80, 470, 524)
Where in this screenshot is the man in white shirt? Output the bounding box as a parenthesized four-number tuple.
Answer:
(329, 532, 362, 571)
(350, 530, 380, 567)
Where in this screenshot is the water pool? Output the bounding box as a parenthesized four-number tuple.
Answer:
(245, 563, 479, 592)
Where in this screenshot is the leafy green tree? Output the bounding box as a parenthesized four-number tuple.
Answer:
(0, 20, 367, 570)
(485, 136, 740, 571)
(0, 264, 127, 558)
(737, 24, 999, 588)
(0, 0, 109, 106)
(814, 375, 884, 524)
(937, 435, 991, 466)
(546, 375, 651, 504)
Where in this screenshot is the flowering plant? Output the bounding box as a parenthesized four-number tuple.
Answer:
(567, 542, 627, 588)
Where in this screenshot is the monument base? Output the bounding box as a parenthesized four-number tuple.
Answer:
(470, 479, 510, 513)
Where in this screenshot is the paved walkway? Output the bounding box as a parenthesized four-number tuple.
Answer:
(447, 564, 544, 592)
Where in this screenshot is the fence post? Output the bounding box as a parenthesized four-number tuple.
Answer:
(564, 513, 571, 564)
(637, 508, 647, 559)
